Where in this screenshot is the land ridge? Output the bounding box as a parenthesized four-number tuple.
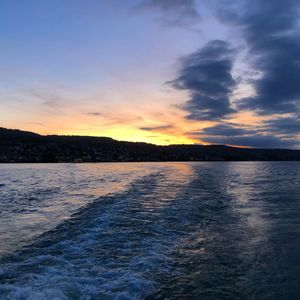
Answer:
(1, 127, 300, 162)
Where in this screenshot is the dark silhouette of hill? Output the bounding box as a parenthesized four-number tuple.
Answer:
(0, 127, 300, 162)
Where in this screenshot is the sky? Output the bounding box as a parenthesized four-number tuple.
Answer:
(0, 0, 300, 148)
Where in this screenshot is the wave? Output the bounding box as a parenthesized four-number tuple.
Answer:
(1, 162, 300, 299)
(0, 170, 194, 299)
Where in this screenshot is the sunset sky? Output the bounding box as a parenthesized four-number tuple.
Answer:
(0, 0, 300, 148)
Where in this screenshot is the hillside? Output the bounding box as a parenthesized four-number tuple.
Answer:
(1, 127, 300, 162)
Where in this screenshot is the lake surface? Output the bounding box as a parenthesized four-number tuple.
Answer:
(0, 162, 300, 299)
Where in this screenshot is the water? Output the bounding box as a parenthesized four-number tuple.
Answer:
(0, 162, 300, 299)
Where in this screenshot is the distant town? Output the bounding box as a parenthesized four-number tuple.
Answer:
(1, 127, 300, 163)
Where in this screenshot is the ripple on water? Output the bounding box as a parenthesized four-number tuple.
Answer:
(0, 162, 300, 299)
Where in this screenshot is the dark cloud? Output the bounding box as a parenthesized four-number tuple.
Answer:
(163, 0, 300, 148)
(263, 117, 300, 135)
(140, 125, 173, 131)
(222, 0, 300, 115)
(138, 0, 200, 27)
(201, 134, 297, 149)
(194, 122, 299, 148)
(199, 123, 256, 136)
(170, 40, 237, 120)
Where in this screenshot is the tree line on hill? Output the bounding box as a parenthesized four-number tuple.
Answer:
(1, 127, 300, 162)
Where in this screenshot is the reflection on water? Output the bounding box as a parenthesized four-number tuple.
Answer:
(0, 163, 168, 255)
(0, 162, 300, 299)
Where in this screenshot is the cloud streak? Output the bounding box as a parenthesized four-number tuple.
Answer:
(193, 123, 299, 148)
(86, 112, 103, 116)
(138, 0, 200, 27)
(140, 124, 173, 131)
(202, 134, 297, 149)
(263, 117, 300, 135)
(199, 123, 256, 137)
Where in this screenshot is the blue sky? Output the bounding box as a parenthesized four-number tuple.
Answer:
(0, 0, 299, 148)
